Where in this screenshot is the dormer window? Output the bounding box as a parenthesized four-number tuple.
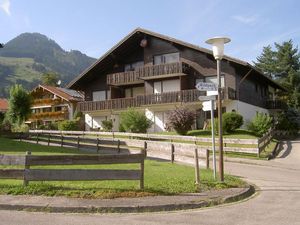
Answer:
(154, 52, 180, 65)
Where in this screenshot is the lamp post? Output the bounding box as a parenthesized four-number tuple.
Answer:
(205, 37, 230, 182)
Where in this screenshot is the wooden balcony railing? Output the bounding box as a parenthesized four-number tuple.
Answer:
(77, 89, 204, 112)
(107, 62, 187, 85)
(33, 98, 63, 106)
(265, 99, 287, 109)
(29, 111, 69, 120)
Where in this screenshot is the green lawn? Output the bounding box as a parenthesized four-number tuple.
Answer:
(0, 137, 246, 199)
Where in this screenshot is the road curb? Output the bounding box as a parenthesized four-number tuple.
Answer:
(0, 185, 256, 213)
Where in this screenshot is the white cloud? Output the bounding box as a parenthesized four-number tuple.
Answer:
(0, 0, 11, 16)
(232, 15, 259, 25)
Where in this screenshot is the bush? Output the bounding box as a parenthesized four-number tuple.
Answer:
(166, 107, 195, 135)
(276, 110, 298, 131)
(58, 120, 79, 131)
(73, 111, 83, 120)
(101, 119, 113, 132)
(247, 113, 273, 136)
(120, 108, 152, 133)
(11, 123, 29, 133)
(222, 112, 243, 133)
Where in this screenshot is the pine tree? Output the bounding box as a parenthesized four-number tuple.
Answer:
(254, 45, 276, 78)
(254, 40, 300, 109)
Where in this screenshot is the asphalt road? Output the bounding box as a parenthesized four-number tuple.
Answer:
(1, 139, 300, 225)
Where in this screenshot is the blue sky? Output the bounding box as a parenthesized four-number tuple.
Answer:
(1, 0, 300, 63)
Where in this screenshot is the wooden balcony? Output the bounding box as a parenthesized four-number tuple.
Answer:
(29, 111, 69, 121)
(107, 62, 187, 85)
(77, 89, 204, 112)
(33, 98, 63, 106)
(265, 99, 287, 110)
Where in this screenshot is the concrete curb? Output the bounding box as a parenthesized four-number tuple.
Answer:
(0, 185, 256, 213)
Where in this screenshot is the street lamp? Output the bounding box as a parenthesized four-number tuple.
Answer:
(205, 37, 231, 182)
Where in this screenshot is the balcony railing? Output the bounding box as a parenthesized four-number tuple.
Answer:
(33, 98, 63, 106)
(266, 99, 287, 109)
(29, 111, 69, 121)
(107, 62, 187, 85)
(77, 89, 204, 112)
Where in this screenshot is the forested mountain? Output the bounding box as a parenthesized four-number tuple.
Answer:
(0, 33, 96, 97)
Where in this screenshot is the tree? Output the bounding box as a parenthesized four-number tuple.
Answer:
(254, 40, 300, 109)
(7, 84, 32, 125)
(41, 72, 60, 86)
(254, 45, 276, 78)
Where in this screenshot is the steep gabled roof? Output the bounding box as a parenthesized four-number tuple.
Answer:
(32, 85, 84, 102)
(66, 27, 285, 91)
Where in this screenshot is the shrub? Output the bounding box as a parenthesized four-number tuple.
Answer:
(11, 123, 29, 133)
(276, 110, 298, 131)
(166, 107, 195, 135)
(119, 108, 152, 133)
(73, 110, 83, 120)
(58, 120, 79, 131)
(101, 119, 113, 132)
(222, 112, 243, 133)
(247, 113, 273, 136)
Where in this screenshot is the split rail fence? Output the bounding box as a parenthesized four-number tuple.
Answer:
(26, 129, 276, 157)
(0, 151, 145, 189)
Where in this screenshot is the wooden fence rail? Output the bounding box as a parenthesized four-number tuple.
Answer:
(0, 152, 145, 189)
(28, 129, 273, 157)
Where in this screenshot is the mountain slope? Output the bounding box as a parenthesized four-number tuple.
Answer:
(0, 33, 96, 97)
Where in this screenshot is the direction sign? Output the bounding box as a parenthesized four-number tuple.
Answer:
(202, 100, 216, 111)
(195, 82, 217, 91)
(198, 95, 217, 101)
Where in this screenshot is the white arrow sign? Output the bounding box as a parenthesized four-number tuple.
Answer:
(195, 82, 217, 91)
(202, 100, 216, 111)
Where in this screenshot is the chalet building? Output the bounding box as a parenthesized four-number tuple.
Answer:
(28, 85, 84, 128)
(67, 28, 285, 132)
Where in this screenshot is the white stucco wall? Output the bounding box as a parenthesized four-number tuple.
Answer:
(84, 114, 106, 130)
(225, 100, 269, 126)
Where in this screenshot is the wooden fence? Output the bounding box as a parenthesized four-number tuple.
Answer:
(28, 129, 275, 157)
(21, 132, 210, 167)
(0, 151, 145, 189)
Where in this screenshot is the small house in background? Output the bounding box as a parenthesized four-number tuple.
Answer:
(28, 85, 84, 128)
(0, 98, 8, 113)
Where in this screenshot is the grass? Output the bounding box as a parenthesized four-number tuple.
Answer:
(155, 129, 259, 139)
(0, 137, 246, 199)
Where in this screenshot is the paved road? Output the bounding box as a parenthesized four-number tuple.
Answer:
(1, 139, 300, 225)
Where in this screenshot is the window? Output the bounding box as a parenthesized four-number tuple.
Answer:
(92, 91, 106, 101)
(154, 79, 180, 93)
(154, 52, 180, 65)
(124, 61, 144, 71)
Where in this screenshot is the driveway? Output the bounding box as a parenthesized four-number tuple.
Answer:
(1, 139, 300, 225)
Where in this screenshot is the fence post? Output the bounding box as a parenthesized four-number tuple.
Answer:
(23, 151, 31, 186)
(117, 139, 120, 153)
(144, 141, 147, 157)
(206, 149, 210, 169)
(194, 148, 200, 189)
(48, 133, 50, 146)
(171, 143, 175, 163)
(257, 138, 261, 158)
(36, 133, 39, 144)
(140, 154, 145, 190)
(77, 136, 80, 149)
(61, 135, 64, 147)
(97, 138, 100, 153)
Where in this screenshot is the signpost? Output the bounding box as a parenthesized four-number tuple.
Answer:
(196, 82, 217, 180)
(195, 82, 217, 91)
